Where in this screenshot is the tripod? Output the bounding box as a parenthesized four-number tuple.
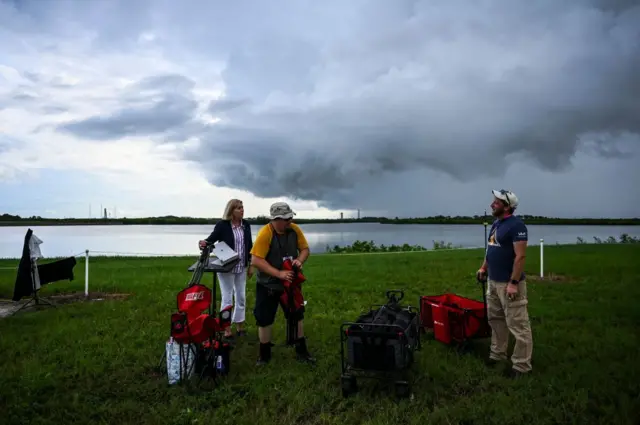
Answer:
(285, 282, 298, 346)
(284, 265, 303, 347)
(12, 260, 56, 316)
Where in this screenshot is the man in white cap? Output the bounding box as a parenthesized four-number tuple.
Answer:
(249, 201, 315, 365)
(476, 189, 533, 378)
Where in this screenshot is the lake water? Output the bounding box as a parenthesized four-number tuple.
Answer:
(0, 223, 637, 259)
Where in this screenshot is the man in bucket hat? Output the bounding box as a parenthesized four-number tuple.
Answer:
(476, 189, 533, 378)
(249, 201, 316, 365)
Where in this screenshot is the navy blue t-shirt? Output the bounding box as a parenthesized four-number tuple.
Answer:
(485, 215, 528, 282)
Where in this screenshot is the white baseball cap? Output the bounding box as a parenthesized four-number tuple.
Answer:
(492, 189, 519, 209)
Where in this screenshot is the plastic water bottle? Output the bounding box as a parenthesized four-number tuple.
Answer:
(166, 337, 180, 385)
(216, 355, 224, 373)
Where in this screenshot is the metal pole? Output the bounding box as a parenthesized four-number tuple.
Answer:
(539, 239, 544, 279)
(85, 249, 89, 297)
(483, 209, 488, 252)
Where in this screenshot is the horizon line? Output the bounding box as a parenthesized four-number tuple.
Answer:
(1, 213, 640, 221)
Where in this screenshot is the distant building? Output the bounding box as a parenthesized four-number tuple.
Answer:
(340, 212, 344, 219)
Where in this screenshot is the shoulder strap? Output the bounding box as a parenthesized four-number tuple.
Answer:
(269, 223, 285, 258)
(269, 224, 295, 258)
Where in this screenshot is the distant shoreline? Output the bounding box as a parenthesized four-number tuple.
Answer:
(1, 216, 639, 227)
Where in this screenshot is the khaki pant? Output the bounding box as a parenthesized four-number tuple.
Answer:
(486, 279, 533, 373)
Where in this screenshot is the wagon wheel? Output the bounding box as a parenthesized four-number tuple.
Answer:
(394, 380, 411, 399)
(455, 340, 472, 355)
(341, 374, 358, 398)
(404, 345, 415, 367)
(421, 328, 435, 340)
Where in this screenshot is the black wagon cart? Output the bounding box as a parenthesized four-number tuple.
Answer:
(339, 290, 421, 399)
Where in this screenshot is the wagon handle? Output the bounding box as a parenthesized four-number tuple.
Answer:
(476, 276, 488, 325)
(386, 290, 404, 303)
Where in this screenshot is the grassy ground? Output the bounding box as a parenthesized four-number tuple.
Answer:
(1, 244, 639, 425)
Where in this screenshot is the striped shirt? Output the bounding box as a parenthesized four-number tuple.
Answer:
(231, 222, 245, 273)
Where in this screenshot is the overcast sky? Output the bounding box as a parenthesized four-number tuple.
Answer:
(1, 0, 639, 219)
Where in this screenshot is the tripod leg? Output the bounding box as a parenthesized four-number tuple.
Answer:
(37, 297, 56, 307)
(158, 350, 167, 370)
(288, 316, 296, 345)
(11, 296, 38, 315)
(287, 287, 297, 346)
(291, 307, 298, 342)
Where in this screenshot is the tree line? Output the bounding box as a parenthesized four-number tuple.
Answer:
(325, 233, 640, 253)
(1, 213, 638, 226)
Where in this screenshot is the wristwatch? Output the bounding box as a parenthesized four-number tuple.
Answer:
(510, 279, 519, 285)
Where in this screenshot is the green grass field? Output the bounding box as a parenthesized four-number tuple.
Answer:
(1, 244, 639, 425)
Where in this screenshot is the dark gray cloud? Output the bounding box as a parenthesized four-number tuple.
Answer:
(209, 98, 251, 114)
(57, 94, 197, 140)
(56, 74, 199, 141)
(40, 105, 68, 115)
(21, 71, 40, 83)
(3, 0, 640, 217)
(0, 87, 67, 115)
(12, 92, 37, 102)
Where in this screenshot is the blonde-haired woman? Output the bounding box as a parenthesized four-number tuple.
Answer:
(199, 199, 254, 338)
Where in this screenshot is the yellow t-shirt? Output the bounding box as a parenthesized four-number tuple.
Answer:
(250, 222, 309, 259)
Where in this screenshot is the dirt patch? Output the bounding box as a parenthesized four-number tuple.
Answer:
(48, 291, 131, 304)
(0, 292, 131, 318)
(526, 273, 573, 283)
(0, 303, 19, 318)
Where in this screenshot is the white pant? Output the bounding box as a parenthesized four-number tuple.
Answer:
(217, 269, 247, 324)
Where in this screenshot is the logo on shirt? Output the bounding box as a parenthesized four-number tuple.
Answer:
(488, 228, 500, 247)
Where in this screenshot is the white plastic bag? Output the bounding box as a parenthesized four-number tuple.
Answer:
(166, 338, 197, 385)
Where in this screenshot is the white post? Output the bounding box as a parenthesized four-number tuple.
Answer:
(539, 239, 544, 279)
(85, 249, 89, 297)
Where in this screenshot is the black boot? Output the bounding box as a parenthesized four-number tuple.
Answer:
(256, 342, 272, 366)
(295, 337, 316, 365)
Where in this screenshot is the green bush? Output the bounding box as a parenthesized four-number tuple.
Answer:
(325, 239, 429, 253)
(577, 233, 639, 244)
(324, 239, 465, 253)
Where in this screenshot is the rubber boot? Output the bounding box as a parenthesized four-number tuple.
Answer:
(295, 337, 316, 365)
(256, 342, 272, 366)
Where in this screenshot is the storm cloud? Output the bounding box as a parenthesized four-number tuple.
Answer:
(4, 0, 640, 216)
(57, 74, 199, 140)
(200, 0, 640, 212)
